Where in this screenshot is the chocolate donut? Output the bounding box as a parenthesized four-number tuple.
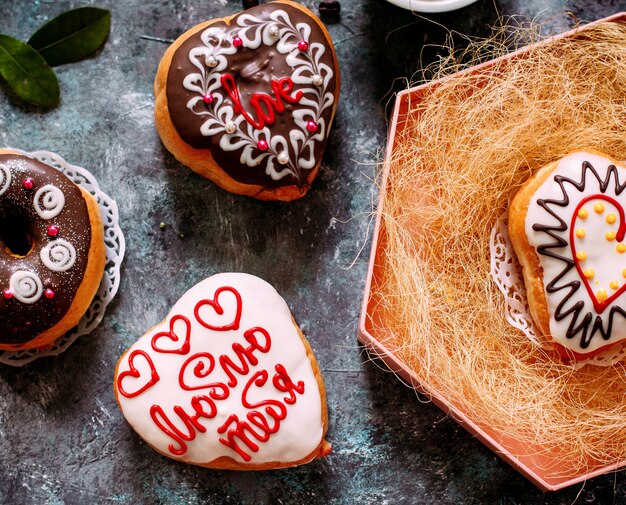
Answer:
(0, 152, 106, 351)
(154, 0, 340, 201)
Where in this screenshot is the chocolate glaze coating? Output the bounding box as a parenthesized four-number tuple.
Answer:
(0, 155, 92, 346)
(166, 2, 338, 189)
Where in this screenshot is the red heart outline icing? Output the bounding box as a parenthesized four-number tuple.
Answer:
(571, 194, 626, 313)
(151, 315, 192, 355)
(117, 350, 160, 398)
(194, 286, 242, 332)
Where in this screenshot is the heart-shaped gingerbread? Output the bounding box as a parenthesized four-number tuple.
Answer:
(114, 273, 330, 469)
(154, 0, 340, 201)
(509, 151, 626, 360)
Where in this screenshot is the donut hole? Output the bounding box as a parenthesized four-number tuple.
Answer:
(0, 213, 35, 258)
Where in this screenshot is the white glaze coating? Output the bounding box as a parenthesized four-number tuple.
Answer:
(116, 273, 324, 466)
(33, 184, 65, 220)
(525, 152, 626, 354)
(183, 8, 335, 182)
(10, 270, 43, 304)
(40, 239, 77, 272)
(0, 164, 11, 196)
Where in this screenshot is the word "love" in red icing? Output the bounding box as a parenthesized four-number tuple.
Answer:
(220, 73, 303, 130)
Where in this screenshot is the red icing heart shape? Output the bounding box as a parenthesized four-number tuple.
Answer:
(151, 315, 192, 355)
(571, 194, 626, 313)
(194, 286, 242, 332)
(117, 350, 160, 398)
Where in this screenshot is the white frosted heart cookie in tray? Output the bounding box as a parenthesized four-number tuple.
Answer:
(114, 273, 330, 470)
(509, 151, 626, 362)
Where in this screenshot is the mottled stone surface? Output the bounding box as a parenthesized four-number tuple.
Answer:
(1, 0, 626, 503)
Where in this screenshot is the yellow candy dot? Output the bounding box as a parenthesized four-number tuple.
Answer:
(606, 231, 617, 241)
(576, 251, 587, 261)
(578, 208, 589, 219)
(607, 213, 617, 224)
(597, 289, 608, 302)
(617, 243, 626, 253)
(623, 269, 626, 278)
(611, 280, 620, 290)
(584, 269, 595, 279)
(576, 229, 586, 238)
(594, 203, 605, 213)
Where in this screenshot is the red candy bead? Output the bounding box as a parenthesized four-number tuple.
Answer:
(23, 178, 34, 189)
(47, 225, 59, 237)
(257, 140, 269, 151)
(298, 40, 309, 51)
(306, 121, 318, 133)
(3, 290, 12, 300)
(44, 289, 55, 299)
(202, 94, 214, 104)
(233, 36, 243, 48)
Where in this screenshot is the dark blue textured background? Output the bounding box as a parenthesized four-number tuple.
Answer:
(1, 0, 626, 503)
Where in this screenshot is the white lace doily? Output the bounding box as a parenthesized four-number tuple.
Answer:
(490, 216, 626, 368)
(0, 150, 125, 366)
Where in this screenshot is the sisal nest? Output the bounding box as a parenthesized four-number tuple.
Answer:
(373, 19, 626, 477)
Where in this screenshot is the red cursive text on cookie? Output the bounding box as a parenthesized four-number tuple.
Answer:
(220, 73, 303, 130)
(217, 365, 305, 461)
(147, 323, 307, 458)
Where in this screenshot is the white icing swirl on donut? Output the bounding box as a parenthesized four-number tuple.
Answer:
(10, 271, 44, 304)
(40, 239, 76, 272)
(0, 163, 11, 196)
(33, 184, 65, 220)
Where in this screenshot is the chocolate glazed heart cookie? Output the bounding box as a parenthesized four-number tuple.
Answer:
(154, 0, 340, 201)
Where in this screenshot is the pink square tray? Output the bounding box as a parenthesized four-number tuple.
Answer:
(358, 12, 626, 492)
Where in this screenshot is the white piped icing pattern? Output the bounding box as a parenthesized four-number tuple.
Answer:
(10, 271, 44, 304)
(0, 164, 11, 196)
(183, 8, 335, 182)
(40, 239, 77, 272)
(33, 184, 65, 220)
(115, 273, 325, 466)
(525, 152, 626, 355)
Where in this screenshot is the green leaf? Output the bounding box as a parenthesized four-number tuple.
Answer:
(0, 34, 59, 107)
(28, 7, 111, 67)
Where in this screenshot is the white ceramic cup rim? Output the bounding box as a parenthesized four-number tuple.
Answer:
(384, 0, 479, 13)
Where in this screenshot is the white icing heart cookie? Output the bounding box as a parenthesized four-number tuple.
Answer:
(509, 151, 626, 361)
(114, 273, 330, 469)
